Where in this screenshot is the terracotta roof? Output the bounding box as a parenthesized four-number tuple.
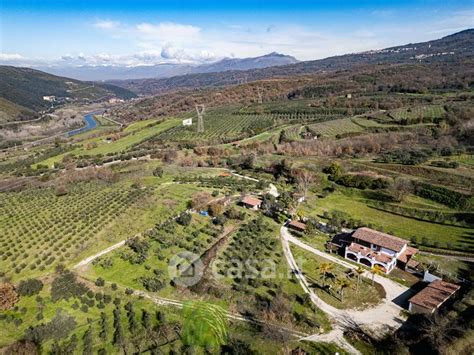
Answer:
(347, 242, 394, 264)
(397, 246, 418, 263)
(406, 259, 420, 269)
(409, 280, 460, 312)
(374, 253, 393, 264)
(288, 220, 306, 231)
(352, 227, 407, 252)
(241, 196, 262, 207)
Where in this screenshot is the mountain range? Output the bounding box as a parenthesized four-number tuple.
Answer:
(109, 29, 474, 96)
(33, 52, 299, 81)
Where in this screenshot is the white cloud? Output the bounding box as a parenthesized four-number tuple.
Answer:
(136, 22, 201, 43)
(0, 53, 25, 60)
(93, 20, 120, 30)
(2, 10, 472, 69)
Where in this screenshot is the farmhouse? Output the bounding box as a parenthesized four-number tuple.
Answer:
(241, 196, 262, 210)
(288, 220, 306, 232)
(344, 227, 417, 273)
(408, 279, 460, 314)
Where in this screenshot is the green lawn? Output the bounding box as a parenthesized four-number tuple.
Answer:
(35, 119, 180, 168)
(291, 247, 385, 310)
(301, 189, 471, 249)
(123, 118, 160, 132)
(85, 118, 179, 155)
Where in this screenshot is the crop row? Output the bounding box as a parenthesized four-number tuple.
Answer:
(0, 182, 144, 279)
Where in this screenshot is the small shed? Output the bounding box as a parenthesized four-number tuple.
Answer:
(408, 279, 460, 314)
(288, 220, 306, 232)
(241, 196, 262, 210)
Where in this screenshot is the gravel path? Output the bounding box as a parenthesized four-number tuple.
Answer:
(281, 226, 408, 328)
(280, 226, 412, 354)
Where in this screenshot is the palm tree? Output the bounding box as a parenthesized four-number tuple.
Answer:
(335, 277, 352, 302)
(355, 266, 364, 292)
(370, 265, 384, 285)
(318, 262, 333, 288)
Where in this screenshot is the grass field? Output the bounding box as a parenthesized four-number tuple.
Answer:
(36, 118, 179, 168)
(291, 247, 385, 310)
(123, 118, 159, 132)
(84, 118, 179, 155)
(300, 189, 472, 249)
(389, 105, 445, 121)
(307, 118, 364, 137)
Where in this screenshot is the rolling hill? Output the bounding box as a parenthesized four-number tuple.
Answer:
(110, 29, 474, 96)
(0, 66, 136, 122)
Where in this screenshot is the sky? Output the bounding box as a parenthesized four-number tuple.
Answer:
(0, 0, 473, 67)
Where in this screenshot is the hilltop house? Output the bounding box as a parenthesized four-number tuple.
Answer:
(344, 227, 418, 274)
(408, 279, 460, 314)
(241, 196, 262, 210)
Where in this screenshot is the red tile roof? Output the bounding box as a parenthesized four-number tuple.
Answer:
(353, 227, 407, 252)
(409, 280, 460, 312)
(241, 196, 262, 207)
(397, 246, 418, 263)
(406, 259, 420, 269)
(347, 242, 394, 264)
(288, 220, 306, 231)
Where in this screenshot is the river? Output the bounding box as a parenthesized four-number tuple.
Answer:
(67, 111, 102, 137)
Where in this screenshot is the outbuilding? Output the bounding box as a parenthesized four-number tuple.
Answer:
(408, 279, 460, 314)
(288, 220, 306, 232)
(241, 196, 262, 210)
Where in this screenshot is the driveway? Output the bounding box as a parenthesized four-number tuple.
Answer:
(281, 226, 408, 329)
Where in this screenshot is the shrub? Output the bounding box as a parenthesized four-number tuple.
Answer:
(50, 270, 88, 302)
(17, 279, 43, 297)
(177, 212, 192, 226)
(95, 277, 105, 287)
(415, 182, 470, 209)
(152, 166, 164, 178)
(138, 276, 164, 292)
(24, 311, 76, 344)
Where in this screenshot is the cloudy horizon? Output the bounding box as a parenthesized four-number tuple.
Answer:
(1, 1, 473, 69)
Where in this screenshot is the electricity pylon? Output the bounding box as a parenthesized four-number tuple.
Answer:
(257, 86, 263, 104)
(196, 104, 205, 133)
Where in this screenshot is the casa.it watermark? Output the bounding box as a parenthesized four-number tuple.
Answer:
(168, 251, 306, 287)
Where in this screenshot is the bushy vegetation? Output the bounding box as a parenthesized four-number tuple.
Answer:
(51, 270, 88, 302)
(414, 182, 471, 209)
(377, 148, 434, 165)
(430, 160, 459, 169)
(333, 174, 390, 190)
(17, 279, 43, 297)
